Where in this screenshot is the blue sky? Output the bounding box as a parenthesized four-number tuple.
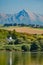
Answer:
(0, 0, 43, 14)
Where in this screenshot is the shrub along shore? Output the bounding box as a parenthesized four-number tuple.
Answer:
(0, 29, 43, 52)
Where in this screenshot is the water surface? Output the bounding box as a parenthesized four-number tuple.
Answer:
(0, 51, 43, 65)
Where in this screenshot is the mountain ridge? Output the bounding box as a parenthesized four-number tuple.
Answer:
(0, 9, 43, 26)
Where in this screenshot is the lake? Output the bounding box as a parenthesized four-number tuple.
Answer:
(0, 51, 43, 65)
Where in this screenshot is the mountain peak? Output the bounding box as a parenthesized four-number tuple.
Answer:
(21, 9, 26, 12)
(20, 9, 28, 14)
(17, 9, 29, 17)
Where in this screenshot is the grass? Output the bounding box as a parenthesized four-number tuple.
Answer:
(0, 43, 30, 51)
(0, 26, 43, 34)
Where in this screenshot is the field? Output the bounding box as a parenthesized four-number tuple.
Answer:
(0, 26, 43, 34)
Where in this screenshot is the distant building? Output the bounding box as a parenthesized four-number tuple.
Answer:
(9, 37, 13, 40)
(7, 36, 13, 42)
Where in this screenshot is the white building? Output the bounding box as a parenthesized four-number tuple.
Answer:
(7, 36, 13, 42)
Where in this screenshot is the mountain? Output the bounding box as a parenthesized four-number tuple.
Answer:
(0, 9, 43, 26)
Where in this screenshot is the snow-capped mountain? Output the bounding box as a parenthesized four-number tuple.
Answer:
(0, 9, 43, 26)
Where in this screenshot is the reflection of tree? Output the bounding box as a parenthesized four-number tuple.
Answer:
(31, 52, 43, 65)
(31, 52, 39, 65)
(31, 52, 37, 60)
(12, 52, 43, 65)
(12, 52, 22, 65)
(12, 53, 19, 65)
(0, 51, 10, 65)
(38, 53, 43, 65)
(22, 52, 31, 65)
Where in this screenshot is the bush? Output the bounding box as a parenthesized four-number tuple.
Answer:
(14, 38, 23, 44)
(39, 39, 43, 51)
(21, 45, 29, 51)
(30, 41, 38, 52)
(9, 41, 13, 45)
(4, 46, 13, 51)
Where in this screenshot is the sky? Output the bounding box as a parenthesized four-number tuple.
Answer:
(0, 0, 43, 15)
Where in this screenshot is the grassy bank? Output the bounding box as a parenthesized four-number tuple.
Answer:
(0, 28, 43, 51)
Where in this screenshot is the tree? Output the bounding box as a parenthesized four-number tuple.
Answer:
(9, 41, 13, 45)
(39, 39, 43, 51)
(30, 41, 38, 52)
(21, 45, 29, 51)
(12, 30, 18, 39)
(14, 38, 23, 44)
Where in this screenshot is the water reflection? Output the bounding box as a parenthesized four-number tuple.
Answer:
(31, 52, 43, 65)
(12, 52, 23, 65)
(10, 52, 12, 65)
(0, 51, 43, 65)
(12, 52, 43, 65)
(0, 51, 10, 65)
